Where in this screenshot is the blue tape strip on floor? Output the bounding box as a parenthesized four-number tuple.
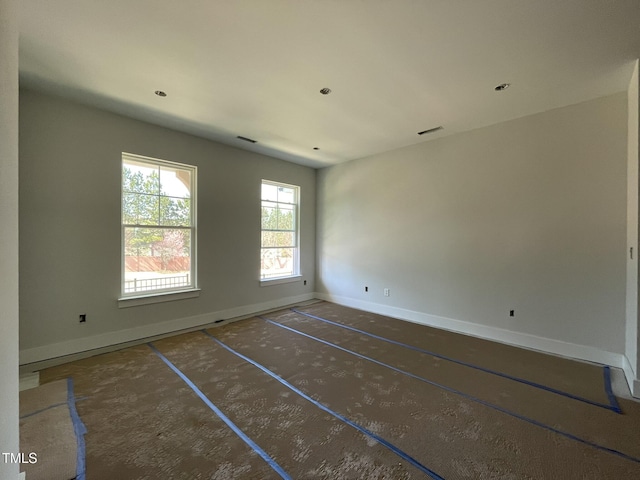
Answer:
(291, 308, 621, 414)
(148, 343, 291, 480)
(66, 377, 87, 480)
(21, 396, 89, 420)
(202, 330, 445, 480)
(264, 317, 640, 465)
(20, 401, 67, 420)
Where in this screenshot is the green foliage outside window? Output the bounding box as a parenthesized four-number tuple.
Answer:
(122, 166, 191, 262)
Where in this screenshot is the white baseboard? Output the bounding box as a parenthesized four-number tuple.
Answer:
(22, 291, 640, 398)
(19, 372, 39, 391)
(19, 293, 315, 365)
(621, 355, 637, 395)
(316, 293, 627, 370)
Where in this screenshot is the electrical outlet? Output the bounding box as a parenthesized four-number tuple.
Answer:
(365, 286, 368, 292)
(304, 280, 307, 285)
(79, 314, 86, 323)
(384, 288, 390, 297)
(509, 310, 515, 317)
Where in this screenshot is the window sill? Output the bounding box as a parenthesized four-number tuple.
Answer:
(260, 275, 302, 287)
(118, 289, 200, 308)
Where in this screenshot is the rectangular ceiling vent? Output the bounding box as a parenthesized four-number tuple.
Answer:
(237, 135, 258, 144)
(418, 126, 443, 136)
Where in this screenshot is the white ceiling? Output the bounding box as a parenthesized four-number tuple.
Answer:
(19, 0, 640, 169)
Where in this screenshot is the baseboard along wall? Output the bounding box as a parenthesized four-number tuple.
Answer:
(19, 293, 316, 368)
(20, 291, 640, 399)
(315, 292, 639, 398)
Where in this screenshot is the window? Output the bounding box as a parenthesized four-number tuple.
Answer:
(261, 180, 300, 281)
(121, 153, 196, 297)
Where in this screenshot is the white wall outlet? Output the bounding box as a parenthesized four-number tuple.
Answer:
(384, 288, 390, 297)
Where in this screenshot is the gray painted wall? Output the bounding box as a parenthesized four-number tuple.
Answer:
(0, 0, 21, 477)
(19, 89, 316, 360)
(316, 92, 628, 355)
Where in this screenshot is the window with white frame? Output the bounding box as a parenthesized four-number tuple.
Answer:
(261, 180, 300, 280)
(121, 153, 196, 296)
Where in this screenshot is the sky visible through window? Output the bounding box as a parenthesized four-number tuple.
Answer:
(125, 160, 190, 198)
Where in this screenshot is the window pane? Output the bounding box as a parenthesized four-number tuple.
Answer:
(277, 186, 296, 204)
(123, 162, 160, 195)
(261, 180, 299, 280)
(262, 183, 278, 201)
(160, 197, 191, 226)
(261, 231, 295, 248)
(260, 247, 295, 279)
(276, 204, 295, 230)
(124, 227, 192, 293)
(160, 166, 191, 198)
(123, 192, 159, 225)
(261, 204, 277, 229)
(122, 155, 196, 297)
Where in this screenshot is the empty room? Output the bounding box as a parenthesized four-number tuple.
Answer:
(3, 0, 640, 479)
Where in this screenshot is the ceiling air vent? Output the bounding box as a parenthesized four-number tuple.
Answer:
(418, 126, 443, 136)
(237, 136, 257, 144)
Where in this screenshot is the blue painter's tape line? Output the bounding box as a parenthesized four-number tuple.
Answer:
(264, 318, 640, 465)
(603, 366, 622, 414)
(291, 308, 620, 414)
(201, 330, 445, 480)
(21, 396, 89, 420)
(20, 401, 67, 420)
(67, 377, 87, 480)
(148, 343, 291, 480)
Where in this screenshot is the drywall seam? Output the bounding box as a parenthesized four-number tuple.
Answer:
(20, 293, 315, 365)
(316, 293, 625, 369)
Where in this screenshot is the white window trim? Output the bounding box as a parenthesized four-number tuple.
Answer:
(260, 179, 301, 281)
(121, 152, 198, 299)
(118, 288, 201, 308)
